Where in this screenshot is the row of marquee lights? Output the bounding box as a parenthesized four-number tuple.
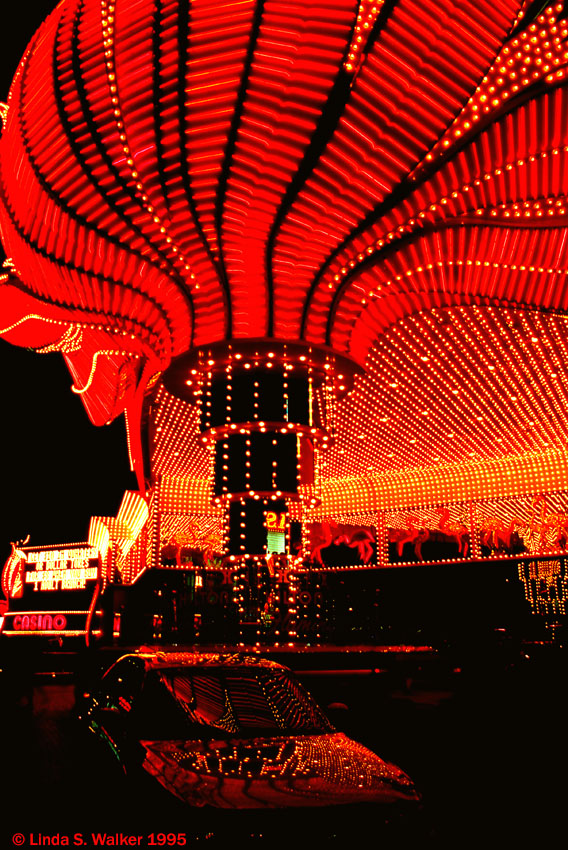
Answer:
(148, 459, 565, 548)
(319, 448, 568, 517)
(151, 494, 568, 570)
(327, 306, 568, 480)
(144, 304, 568, 512)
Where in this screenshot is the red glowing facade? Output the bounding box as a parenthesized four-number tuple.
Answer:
(2, 0, 568, 638)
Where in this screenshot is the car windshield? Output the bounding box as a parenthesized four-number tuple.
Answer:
(150, 666, 333, 739)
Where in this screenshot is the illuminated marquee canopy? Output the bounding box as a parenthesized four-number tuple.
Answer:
(1, 0, 568, 512)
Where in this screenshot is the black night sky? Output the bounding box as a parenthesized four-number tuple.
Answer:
(0, 2, 137, 561)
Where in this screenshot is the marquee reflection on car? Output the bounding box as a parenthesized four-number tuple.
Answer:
(79, 651, 420, 810)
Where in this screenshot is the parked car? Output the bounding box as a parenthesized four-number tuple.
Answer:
(78, 650, 420, 811)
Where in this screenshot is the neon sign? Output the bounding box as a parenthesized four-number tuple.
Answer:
(1, 544, 101, 642)
(13, 613, 68, 631)
(266, 512, 286, 532)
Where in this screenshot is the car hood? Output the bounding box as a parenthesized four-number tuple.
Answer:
(140, 732, 419, 809)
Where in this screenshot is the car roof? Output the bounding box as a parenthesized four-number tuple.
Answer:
(118, 650, 286, 672)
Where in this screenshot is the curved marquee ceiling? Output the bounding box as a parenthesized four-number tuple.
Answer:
(1, 0, 568, 497)
(150, 302, 568, 508)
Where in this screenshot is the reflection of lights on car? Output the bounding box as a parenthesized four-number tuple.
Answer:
(80, 651, 419, 810)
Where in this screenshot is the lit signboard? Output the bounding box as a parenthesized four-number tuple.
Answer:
(266, 512, 286, 532)
(265, 511, 286, 555)
(24, 547, 98, 591)
(1, 544, 102, 642)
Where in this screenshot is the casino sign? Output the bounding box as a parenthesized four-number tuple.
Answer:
(1, 543, 102, 642)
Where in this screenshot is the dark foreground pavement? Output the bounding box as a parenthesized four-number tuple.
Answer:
(0, 642, 565, 847)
